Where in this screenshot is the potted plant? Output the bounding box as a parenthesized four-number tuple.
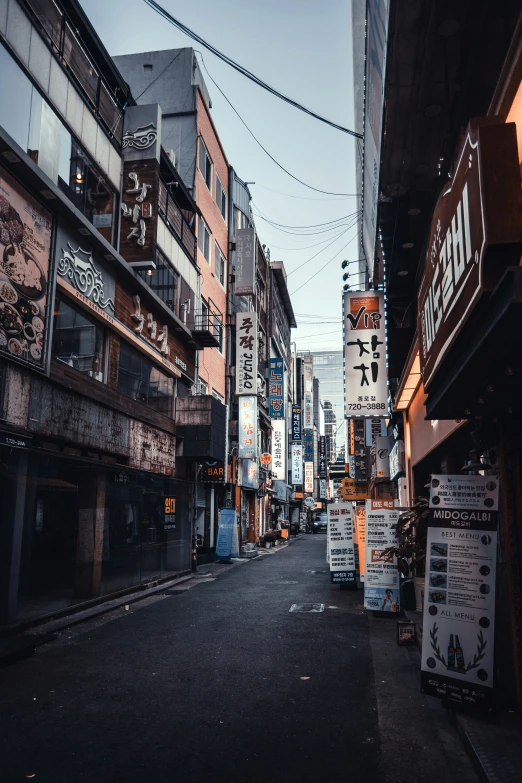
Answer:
(384, 496, 429, 612)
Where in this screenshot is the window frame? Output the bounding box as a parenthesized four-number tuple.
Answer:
(214, 241, 227, 287)
(52, 297, 107, 383)
(198, 137, 213, 193)
(216, 174, 227, 222)
(198, 216, 211, 263)
(117, 340, 175, 417)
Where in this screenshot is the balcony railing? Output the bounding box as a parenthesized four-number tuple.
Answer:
(22, 0, 126, 145)
(192, 302, 223, 349)
(158, 180, 197, 263)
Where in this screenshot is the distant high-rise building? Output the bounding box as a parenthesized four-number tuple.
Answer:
(299, 350, 345, 461)
(323, 401, 337, 462)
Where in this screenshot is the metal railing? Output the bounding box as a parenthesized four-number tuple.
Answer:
(158, 180, 197, 263)
(23, 0, 126, 145)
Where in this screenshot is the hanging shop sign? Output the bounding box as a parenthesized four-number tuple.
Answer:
(235, 227, 256, 296)
(365, 417, 387, 446)
(0, 167, 52, 370)
(273, 480, 288, 501)
(268, 357, 285, 418)
(291, 405, 302, 443)
(215, 508, 238, 562)
(271, 419, 286, 480)
(260, 452, 272, 468)
(372, 435, 393, 480)
(362, 0, 390, 277)
(349, 418, 365, 455)
(303, 358, 313, 392)
(344, 291, 388, 416)
(238, 396, 258, 459)
(341, 478, 368, 502)
(200, 460, 225, 482)
(418, 119, 522, 390)
(319, 479, 327, 499)
(291, 444, 303, 485)
(303, 429, 314, 462)
(420, 474, 499, 711)
(164, 497, 176, 531)
(303, 391, 313, 429)
(318, 436, 327, 478)
(236, 311, 258, 395)
(304, 462, 314, 493)
(356, 505, 367, 579)
(349, 447, 369, 482)
(389, 440, 406, 481)
(364, 499, 400, 611)
(328, 502, 356, 585)
(238, 458, 258, 490)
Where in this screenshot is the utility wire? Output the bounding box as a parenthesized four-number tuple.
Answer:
(251, 206, 357, 229)
(290, 230, 361, 296)
(260, 231, 349, 253)
(194, 53, 356, 197)
(286, 218, 360, 277)
(143, 0, 363, 139)
(253, 184, 360, 201)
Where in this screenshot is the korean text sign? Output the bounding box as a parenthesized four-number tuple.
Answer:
(268, 358, 285, 419)
(291, 444, 303, 485)
(271, 419, 286, 480)
(238, 396, 258, 459)
(304, 461, 314, 493)
(344, 291, 388, 417)
(291, 405, 302, 443)
(420, 474, 499, 711)
(328, 502, 356, 584)
(236, 312, 258, 395)
(235, 228, 255, 295)
(364, 500, 400, 611)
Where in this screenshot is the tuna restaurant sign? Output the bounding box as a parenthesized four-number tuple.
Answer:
(236, 312, 258, 395)
(418, 118, 522, 390)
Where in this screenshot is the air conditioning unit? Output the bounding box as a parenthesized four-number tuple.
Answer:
(166, 149, 176, 167)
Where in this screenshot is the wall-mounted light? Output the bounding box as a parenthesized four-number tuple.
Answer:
(75, 170, 84, 184)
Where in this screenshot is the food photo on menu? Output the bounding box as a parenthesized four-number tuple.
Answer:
(0, 168, 52, 366)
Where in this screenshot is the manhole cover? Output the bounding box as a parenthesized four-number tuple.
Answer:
(289, 603, 325, 613)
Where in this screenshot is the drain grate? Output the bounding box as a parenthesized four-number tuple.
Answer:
(289, 603, 325, 613)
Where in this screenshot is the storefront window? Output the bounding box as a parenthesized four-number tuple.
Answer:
(53, 299, 105, 380)
(137, 251, 179, 314)
(117, 342, 174, 416)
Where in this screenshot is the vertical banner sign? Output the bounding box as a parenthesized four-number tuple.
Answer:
(291, 405, 302, 443)
(318, 436, 327, 478)
(291, 444, 303, 485)
(216, 508, 237, 562)
(268, 358, 285, 418)
(328, 502, 356, 584)
(238, 396, 258, 458)
(344, 291, 388, 416)
(319, 479, 327, 499)
(271, 419, 286, 480)
(303, 392, 313, 429)
(356, 505, 367, 578)
(362, 0, 390, 277)
(364, 500, 400, 610)
(236, 312, 258, 395)
(421, 475, 499, 710)
(304, 462, 314, 493)
(235, 227, 255, 295)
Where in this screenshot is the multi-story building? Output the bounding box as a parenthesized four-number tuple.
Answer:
(309, 350, 346, 461)
(0, 0, 225, 627)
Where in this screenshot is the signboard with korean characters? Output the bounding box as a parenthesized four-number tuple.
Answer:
(319, 479, 327, 499)
(268, 357, 285, 418)
(238, 396, 258, 459)
(236, 311, 258, 395)
(291, 405, 302, 443)
(291, 444, 303, 485)
(421, 474, 499, 710)
(328, 502, 356, 584)
(304, 461, 314, 493)
(344, 291, 388, 417)
(418, 119, 522, 390)
(271, 419, 286, 480)
(235, 228, 256, 296)
(238, 459, 259, 490)
(0, 167, 52, 369)
(372, 435, 393, 481)
(303, 391, 313, 429)
(318, 436, 327, 478)
(364, 500, 400, 611)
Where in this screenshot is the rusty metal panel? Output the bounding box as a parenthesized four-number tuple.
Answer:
(128, 419, 175, 474)
(4, 364, 31, 428)
(28, 377, 130, 454)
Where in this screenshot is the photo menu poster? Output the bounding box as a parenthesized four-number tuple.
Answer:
(420, 474, 499, 710)
(364, 500, 400, 611)
(327, 502, 356, 584)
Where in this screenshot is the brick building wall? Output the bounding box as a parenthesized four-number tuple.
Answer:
(195, 91, 228, 399)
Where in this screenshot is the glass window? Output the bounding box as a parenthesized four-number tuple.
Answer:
(0, 44, 33, 151)
(118, 341, 174, 417)
(53, 299, 105, 380)
(216, 175, 227, 221)
(212, 389, 223, 402)
(198, 137, 212, 192)
(138, 252, 179, 314)
(215, 242, 226, 286)
(198, 217, 211, 262)
(198, 379, 208, 395)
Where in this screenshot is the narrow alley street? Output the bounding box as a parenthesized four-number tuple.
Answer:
(0, 537, 477, 783)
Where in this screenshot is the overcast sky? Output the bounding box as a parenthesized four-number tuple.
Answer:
(82, 0, 359, 351)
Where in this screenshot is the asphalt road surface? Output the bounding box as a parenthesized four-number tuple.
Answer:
(0, 535, 477, 783)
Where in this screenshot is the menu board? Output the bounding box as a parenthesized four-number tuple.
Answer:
(327, 502, 356, 584)
(0, 167, 52, 367)
(421, 474, 499, 710)
(364, 500, 400, 611)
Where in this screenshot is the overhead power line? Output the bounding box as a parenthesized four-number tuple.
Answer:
(290, 230, 362, 296)
(143, 0, 363, 140)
